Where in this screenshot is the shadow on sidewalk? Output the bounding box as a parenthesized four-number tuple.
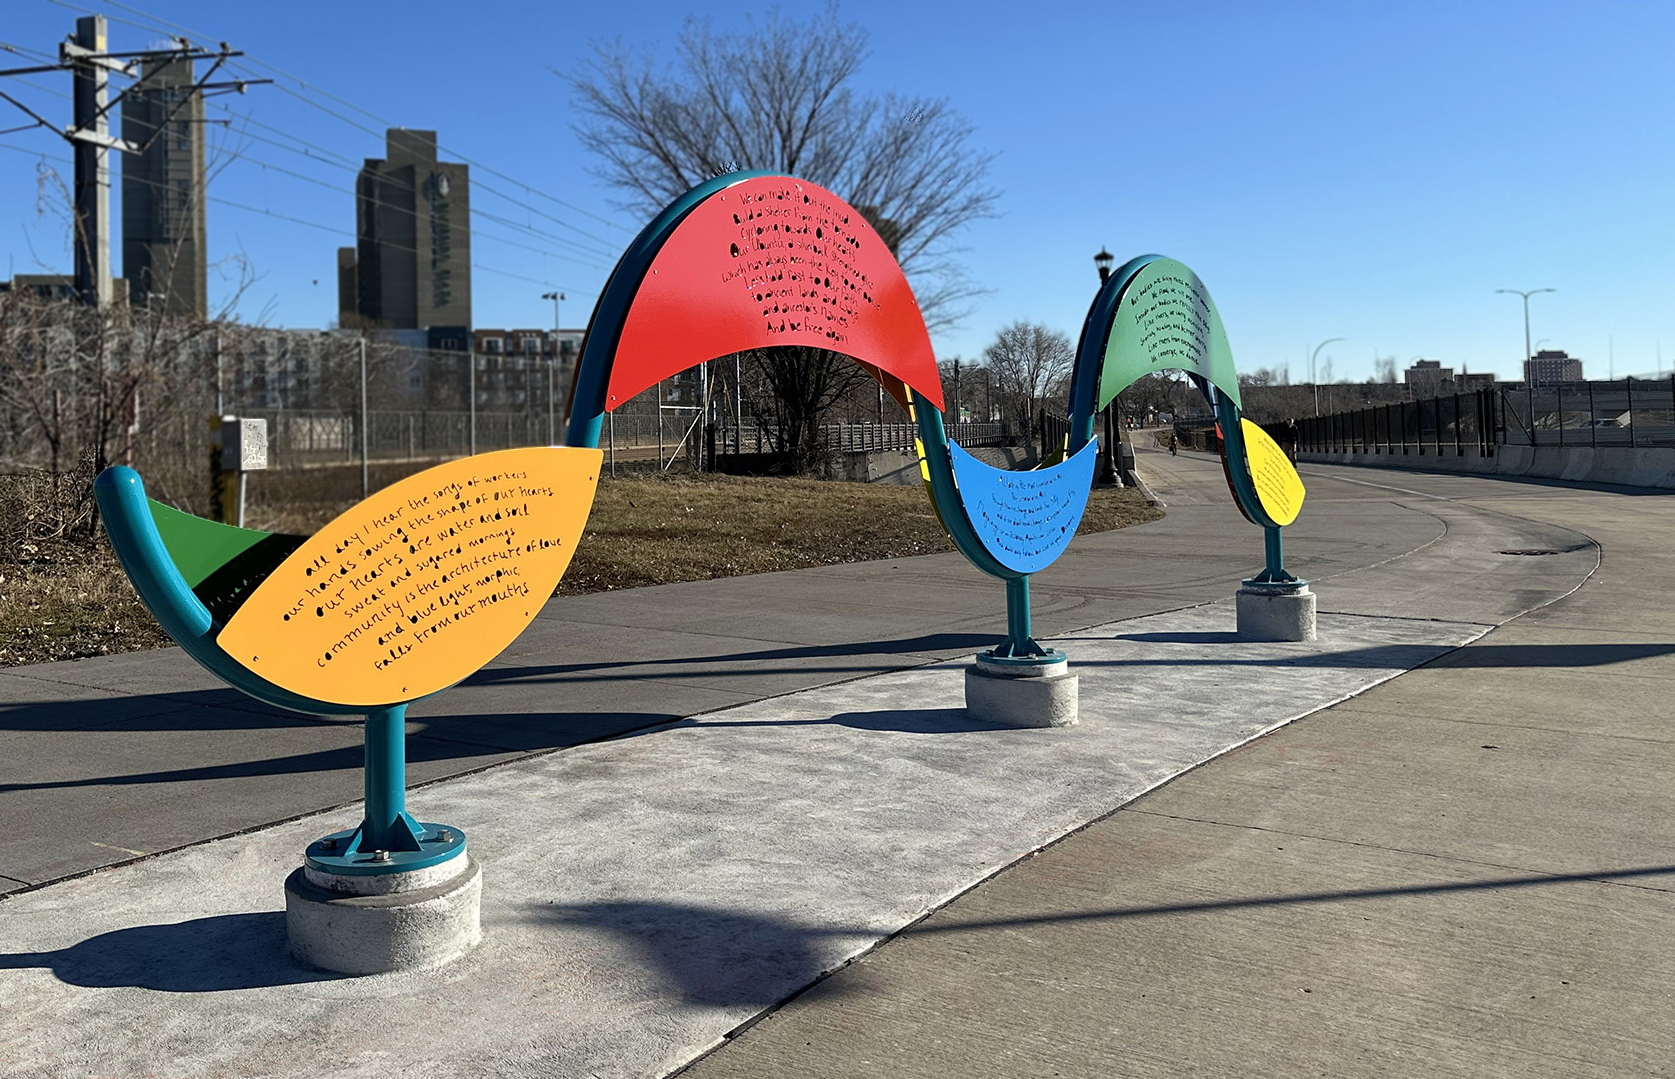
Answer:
(0, 710, 682, 793)
(691, 707, 1017, 735)
(913, 864, 1675, 934)
(1084, 637, 1675, 670)
(0, 912, 337, 991)
(524, 900, 864, 1011)
(466, 631, 996, 687)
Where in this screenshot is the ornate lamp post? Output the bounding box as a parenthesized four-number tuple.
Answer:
(1094, 247, 1119, 482)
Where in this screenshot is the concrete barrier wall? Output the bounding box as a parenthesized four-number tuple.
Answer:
(1299, 445, 1675, 491)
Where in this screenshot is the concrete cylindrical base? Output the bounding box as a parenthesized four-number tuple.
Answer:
(1236, 581, 1318, 642)
(965, 659, 1079, 728)
(285, 852, 481, 975)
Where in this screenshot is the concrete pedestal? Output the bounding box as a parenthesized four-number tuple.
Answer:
(1236, 580, 1317, 642)
(965, 654, 1079, 728)
(285, 851, 481, 975)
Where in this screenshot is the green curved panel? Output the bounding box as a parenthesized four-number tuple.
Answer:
(148, 499, 272, 586)
(1096, 257, 1241, 411)
(146, 499, 305, 623)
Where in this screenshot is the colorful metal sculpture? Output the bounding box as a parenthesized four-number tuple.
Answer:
(1068, 254, 1307, 583)
(97, 176, 1303, 863)
(565, 171, 1093, 663)
(95, 446, 600, 873)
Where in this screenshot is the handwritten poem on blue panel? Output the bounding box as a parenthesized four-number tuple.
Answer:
(948, 439, 1099, 576)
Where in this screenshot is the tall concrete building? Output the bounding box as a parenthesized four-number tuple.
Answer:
(337, 129, 471, 333)
(1525, 349, 1583, 385)
(121, 54, 207, 319)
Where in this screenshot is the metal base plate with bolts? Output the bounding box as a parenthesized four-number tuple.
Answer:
(1236, 578, 1317, 642)
(305, 821, 467, 876)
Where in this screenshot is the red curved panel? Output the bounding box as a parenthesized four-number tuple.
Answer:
(607, 176, 944, 412)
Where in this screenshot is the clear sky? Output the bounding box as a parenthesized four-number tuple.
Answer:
(2, 0, 1670, 383)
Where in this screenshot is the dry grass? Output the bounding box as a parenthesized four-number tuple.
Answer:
(0, 542, 172, 666)
(1, 473, 1162, 668)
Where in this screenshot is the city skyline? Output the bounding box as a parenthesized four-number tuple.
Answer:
(0, 0, 1669, 383)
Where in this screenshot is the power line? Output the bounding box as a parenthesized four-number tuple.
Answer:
(1, 139, 601, 297)
(0, 47, 616, 270)
(6, 28, 621, 264)
(52, 0, 627, 241)
(240, 72, 622, 251)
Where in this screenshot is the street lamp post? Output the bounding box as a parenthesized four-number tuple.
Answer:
(1308, 338, 1344, 416)
(541, 291, 565, 444)
(1093, 247, 1118, 483)
(1496, 288, 1555, 379)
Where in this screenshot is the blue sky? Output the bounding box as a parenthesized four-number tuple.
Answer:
(2, 0, 1670, 383)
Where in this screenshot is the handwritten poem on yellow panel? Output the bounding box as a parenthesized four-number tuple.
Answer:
(1240, 419, 1304, 527)
(219, 447, 600, 707)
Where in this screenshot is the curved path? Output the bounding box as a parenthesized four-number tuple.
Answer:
(2, 454, 1668, 1078)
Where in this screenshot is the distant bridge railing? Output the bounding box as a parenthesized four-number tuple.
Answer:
(1297, 379, 1675, 457)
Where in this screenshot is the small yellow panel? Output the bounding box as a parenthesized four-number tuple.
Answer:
(219, 447, 602, 707)
(1241, 418, 1305, 527)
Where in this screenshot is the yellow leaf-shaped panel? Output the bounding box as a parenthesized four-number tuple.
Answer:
(219, 447, 601, 707)
(1240, 418, 1305, 527)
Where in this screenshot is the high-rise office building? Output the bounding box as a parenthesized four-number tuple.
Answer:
(337, 129, 471, 333)
(121, 54, 207, 319)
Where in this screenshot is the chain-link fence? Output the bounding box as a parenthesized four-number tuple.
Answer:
(1, 296, 1022, 525)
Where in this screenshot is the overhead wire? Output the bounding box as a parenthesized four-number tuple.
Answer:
(0, 139, 602, 297)
(47, 0, 627, 243)
(3, 29, 620, 266)
(9, 5, 621, 295)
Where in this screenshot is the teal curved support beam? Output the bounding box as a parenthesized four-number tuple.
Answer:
(1068, 254, 1166, 454)
(911, 390, 1052, 659)
(565, 169, 775, 450)
(911, 390, 1017, 582)
(1187, 375, 1298, 584)
(94, 467, 365, 716)
(99, 467, 465, 874)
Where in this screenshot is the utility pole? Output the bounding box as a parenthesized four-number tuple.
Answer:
(0, 20, 265, 308)
(68, 16, 112, 306)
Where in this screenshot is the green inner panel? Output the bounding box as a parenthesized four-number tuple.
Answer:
(1097, 257, 1242, 412)
(146, 499, 274, 587)
(145, 499, 307, 624)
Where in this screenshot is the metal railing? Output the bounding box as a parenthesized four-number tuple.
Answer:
(1297, 379, 1675, 456)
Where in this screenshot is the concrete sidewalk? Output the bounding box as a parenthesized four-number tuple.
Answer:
(678, 458, 1675, 1079)
(2, 451, 1664, 1079)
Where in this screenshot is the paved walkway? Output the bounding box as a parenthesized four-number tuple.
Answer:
(0, 449, 1668, 1078)
(679, 454, 1675, 1079)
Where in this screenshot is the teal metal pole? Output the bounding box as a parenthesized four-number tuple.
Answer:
(1005, 576, 1032, 654)
(362, 705, 409, 851)
(1264, 526, 1284, 580)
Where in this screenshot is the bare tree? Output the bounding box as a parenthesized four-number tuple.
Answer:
(568, 7, 997, 326)
(566, 6, 999, 472)
(981, 322, 1074, 442)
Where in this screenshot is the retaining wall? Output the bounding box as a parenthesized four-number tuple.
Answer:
(1300, 445, 1675, 491)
